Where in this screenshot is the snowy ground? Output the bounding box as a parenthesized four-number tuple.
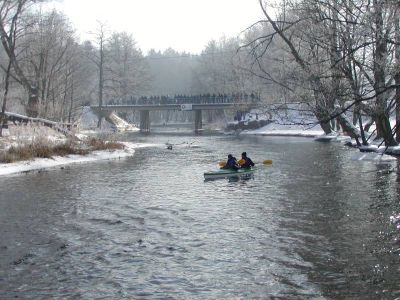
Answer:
(236, 107, 398, 162)
(0, 123, 67, 150)
(0, 118, 146, 176)
(241, 122, 324, 137)
(78, 106, 139, 132)
(0, 142, 153, 176)
(234, 105, 325, 137)
(350, 151, 397, 162)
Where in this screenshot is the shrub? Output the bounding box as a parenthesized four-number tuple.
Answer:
(88, 138, 124, 151)
(0, 142, 81, 163)
(0, 145, 34, 163)
(53, 143, 89, 156)
(0, 137, 124, 164)
(32, 144, 53, 158)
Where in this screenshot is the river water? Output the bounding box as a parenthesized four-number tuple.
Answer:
(0, 131, 400, 299)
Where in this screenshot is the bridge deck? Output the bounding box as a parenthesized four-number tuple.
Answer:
(91, 103, 254, 112)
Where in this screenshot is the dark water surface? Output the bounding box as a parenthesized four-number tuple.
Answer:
(0, 133, 400, 299)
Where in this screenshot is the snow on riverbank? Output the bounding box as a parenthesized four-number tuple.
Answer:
(0, 110, 148, 176)
(241, 122, 324, 137)
(234, 105, 325, 137)
(351, 151, 397, 162)
(78, 106, 139, 132)
(0, 142, 153, 176)
(235, 107, 399, 162)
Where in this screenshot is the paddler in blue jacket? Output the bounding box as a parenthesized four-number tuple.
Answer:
(239, 152, 255, 168)
(222, 154, 239, 170)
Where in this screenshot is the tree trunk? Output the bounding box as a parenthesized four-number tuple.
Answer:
(353, 103, 359, 126)
(395, 14, 400, 142)
(376, 113, 394, 145)
(26, 86, 39, 118)
(329, 0, 341, 130)
(314, 89, 332, 134)
(319, 120, 333, 134)
(373, 0, 397, 146)
(332, 107, 361, 141)
(0, 59, 12, 137)
(97, 30, 105, 128)
(358, 115, 368, 145)
(68, 81, 74, 123)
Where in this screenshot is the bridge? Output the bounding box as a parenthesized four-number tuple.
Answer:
(91, 94, 260, 132)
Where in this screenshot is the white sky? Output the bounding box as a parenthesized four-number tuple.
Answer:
(47, 0, 264, 54)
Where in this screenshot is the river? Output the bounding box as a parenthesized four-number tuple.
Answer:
(0, 131, 399, 299)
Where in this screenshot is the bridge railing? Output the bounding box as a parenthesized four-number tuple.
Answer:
(107, 94, 261, 106)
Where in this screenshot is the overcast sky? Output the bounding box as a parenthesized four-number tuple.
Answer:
(48, 0, 264, 54)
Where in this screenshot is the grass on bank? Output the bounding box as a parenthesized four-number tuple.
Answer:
(0, 138, 125, 164)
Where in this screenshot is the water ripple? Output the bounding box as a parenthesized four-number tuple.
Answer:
(0, 135, 399, 299)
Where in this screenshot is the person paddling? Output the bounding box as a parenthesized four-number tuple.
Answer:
(239, 152, 255, 168)
(222, 154, 239, 170)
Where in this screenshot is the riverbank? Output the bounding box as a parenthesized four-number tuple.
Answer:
(0, 123, 149, 176)
(228, 106, 328, 138)
(240, 122, 324, 137)
(0, 142, 150, 176)
(237, 119, 399, 161)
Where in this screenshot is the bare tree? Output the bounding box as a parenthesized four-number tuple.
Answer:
(88, 21, 108, 127)
(372, 0, 396, 145)
(395, 6, 400, 142)
(249, 0, 338, 134)
(0, 0, 21, 136)
(16, 9, 75, 119)
(0, 56, 12, 136)
(0, 0, 30, 132)
(241, 0, 400, 146)
(105, 31, 149, 102)
(0, 0, 49, 118)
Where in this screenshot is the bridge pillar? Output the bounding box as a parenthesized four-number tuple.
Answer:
(194, 109, 202, 133)
(140, 110, 150, 132)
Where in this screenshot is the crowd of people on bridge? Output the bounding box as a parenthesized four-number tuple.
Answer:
(108, 93, 260, 106)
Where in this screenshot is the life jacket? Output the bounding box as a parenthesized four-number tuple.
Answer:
(241, 157, 254, 168)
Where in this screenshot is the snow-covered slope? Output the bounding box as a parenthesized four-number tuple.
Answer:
(238, 104, 324, 137)
(78, 107, 139, 132)
(107, 112, 139, 132)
